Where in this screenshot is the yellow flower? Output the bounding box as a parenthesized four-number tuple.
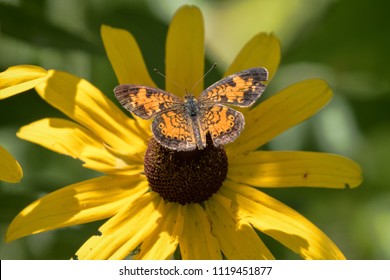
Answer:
(0, 145, 23, 183)
(0, 6, 362, 259)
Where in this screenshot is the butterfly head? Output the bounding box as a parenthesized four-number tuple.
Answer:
(184, 90, 195, 100)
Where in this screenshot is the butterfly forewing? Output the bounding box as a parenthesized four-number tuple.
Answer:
(114, 85, 182, 119)
(198, 67, 268, 107)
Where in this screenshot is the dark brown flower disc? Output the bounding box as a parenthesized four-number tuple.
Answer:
(144, 135, 228, 205)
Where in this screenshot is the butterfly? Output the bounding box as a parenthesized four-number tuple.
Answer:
(114, 67, 268, 151)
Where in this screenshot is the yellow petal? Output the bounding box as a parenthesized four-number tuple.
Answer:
(165, 5, 204, 96)
(228, 79, 333, 156)
(180, 203, 221, 260)
(228, 151, 362, 188)
(135, 202, 183, 260)
(17, 118, 143, 175)
(101, 24, 154, 134)
(35, 70, 148, 156)
(225, 33, 280, 83)
(75, 192, 161, 259)
(6, 175, 148, 242)
(0, 146, 23, 183)
(205, 194, 274, 259)
(222, 181, 346, 260)
(101, 25, 156, 86)
(0, 65, 47, 99)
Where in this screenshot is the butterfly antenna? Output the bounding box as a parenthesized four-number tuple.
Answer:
(153, 68, 185, 90)
(190, 63, 217, 92)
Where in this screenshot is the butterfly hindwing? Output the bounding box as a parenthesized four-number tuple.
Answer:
(151, 108, 198, 151)
(200, 104, 245, 146)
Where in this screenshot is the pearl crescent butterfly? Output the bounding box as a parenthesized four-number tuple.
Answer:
(114, 67, 268, 151)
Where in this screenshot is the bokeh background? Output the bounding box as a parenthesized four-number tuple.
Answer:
(1, 0, 389, 259)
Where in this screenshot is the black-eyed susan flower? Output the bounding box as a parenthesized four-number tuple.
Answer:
(0, 5, 362, 259)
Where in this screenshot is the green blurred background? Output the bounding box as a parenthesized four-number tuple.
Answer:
(1, 0, 389, 259)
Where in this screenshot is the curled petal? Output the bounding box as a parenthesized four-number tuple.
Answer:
(0, 146, 23, 183)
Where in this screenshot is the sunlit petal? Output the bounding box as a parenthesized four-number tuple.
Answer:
(101, 25, 155, 87)
(227, 79, 332, 156)
(225, 33, 280, 83)
(229, 151, 362, 188)
(165, 5, 204, 96)
(135, 202, 183, 260)
(180, 203, 221, 259)
(6, 175, 149, 242)
(17, 118, 143, 175)
(75, 192, 161, 259)
(0, 65, 47, 99)
(205, 194, 274, 259)
(35, 70, 148, 157)
(101, 25, 155, 134)
(222, 181, 346, 259)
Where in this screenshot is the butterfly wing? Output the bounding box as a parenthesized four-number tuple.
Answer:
(151, 109, 198, 151)
(200, 104, 245, 146)
(198, 67, 268, 107)
(114, 85, 182, 119)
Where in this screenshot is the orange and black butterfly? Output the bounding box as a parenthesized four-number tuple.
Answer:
(114, 67, 268, 151)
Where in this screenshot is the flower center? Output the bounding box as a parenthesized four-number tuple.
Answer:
(144, 135, 228, 205)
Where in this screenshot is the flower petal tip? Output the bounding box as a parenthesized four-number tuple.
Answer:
(0, 65, 48, 100)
